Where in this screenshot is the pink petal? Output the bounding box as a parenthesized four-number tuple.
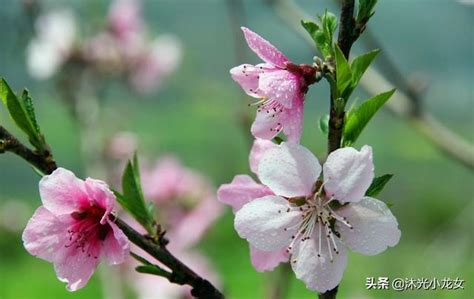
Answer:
(258, 142, 321, 198)
(336, 197, 401, 255)
(250, 246, 289, 272)
(258, 70, 301, 109)
(241, 27, 289, 68)
(230, 64, 263, 98)
(249, 139, 278, 174)
(22, 206, 69, 262)
(281, 96, 304, 143)
(291, 230, 347, 293)
(234, 195, 300, 252)
(250, 106, 285, 141)
(85, 178, 116, 224)
(217, 175, 273, 212)
(39, 168, 89, 215)
(323, 145, 374, 203)
(103, 220, 130, 265)
(53, 246, 101, 291)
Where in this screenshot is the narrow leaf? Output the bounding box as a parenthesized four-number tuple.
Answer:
(351, 49, 380, 87)
(0, 79, 43, 148)
(365, 174, 393, 197)
(343, 89, 395, 145)
(335, 45, 352, 95)
(120, 155, 154, 233)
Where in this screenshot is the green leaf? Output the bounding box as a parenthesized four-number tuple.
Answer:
(21, 89, 40, 134)
(335, 45, 352, 96)
(365, 174, 393, 197)
(135, 265, 169, 277)
(318, 114, 329, 136)
(301, 11, 337, 58)
(342, 89, 395, 145)
(119, 154, 154, 234)
(357, 0, 378, 23)
(0, 79, 44, 150)
(351, 49, 380, 88)
(301, 20, 319, 39)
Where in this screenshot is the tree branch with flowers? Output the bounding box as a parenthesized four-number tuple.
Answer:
(0, 0, 406, 298)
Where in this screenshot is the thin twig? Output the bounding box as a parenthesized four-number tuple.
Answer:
(267, 0, 474, 170)
(114, 218, 224, 299)
(0, 125, 57, 174)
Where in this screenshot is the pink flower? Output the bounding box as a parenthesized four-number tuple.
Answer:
(22, 168, 129, 291)
(108, 0, 144, 43)
(217, 139, 289, 271)
(129, 34, 182, 93)
(232, 143, 401, 292)
(230, 27, 314, 143)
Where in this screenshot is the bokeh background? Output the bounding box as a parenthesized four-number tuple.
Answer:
(0, 0, 473, 298)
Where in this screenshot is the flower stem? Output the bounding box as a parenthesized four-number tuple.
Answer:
(324, 0, 358, 297)
(318, 286, 338, 299)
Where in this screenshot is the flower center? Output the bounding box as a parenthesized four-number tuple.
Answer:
(283, 185, 353, 263)
(66, 205, 110, 259)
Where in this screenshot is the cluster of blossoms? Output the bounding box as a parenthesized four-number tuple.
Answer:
(27, 0, 181, 93)
(219, 28, 401, 293)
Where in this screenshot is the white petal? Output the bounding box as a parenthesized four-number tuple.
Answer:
(323, 145, 374, 203)
(258, 142, 321, 198)
(291, 230, 347, 293)
(336, 197, 401, 255)
(234, 195, 300, 251)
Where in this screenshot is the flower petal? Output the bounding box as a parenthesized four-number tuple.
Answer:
(22, 206, 69, 262)
(217, 175, 272, 212)
(259, 70, 301, 108)
(234, 195, 300, 251)
(258, 142, 321, 197)
(282, 96, 304, 143)
(249, 139, 278, 174)
(241, 27, 289, 68)
(230, 64, 261, 98)
(39, 168, 89, 215)
(335, 197, 401, 255)
(250, 246, 289, 272)
(103, 220, 130, 265)
(323, 145, 374, 203)
(291, 230, 347, 293)
(250, 106, 285, 141)
(54, 247, 100, 291)
(84, 178, 116, 224)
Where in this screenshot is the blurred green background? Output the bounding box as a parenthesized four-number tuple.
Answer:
(0, 0, 473, 298)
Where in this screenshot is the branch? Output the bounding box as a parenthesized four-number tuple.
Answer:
(267, 0, 474, 170)
(0, 125, 57, 174)
(114, 218, 224, 299)
(337, 0, 355, 58)
(0, 129, 224, 299)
